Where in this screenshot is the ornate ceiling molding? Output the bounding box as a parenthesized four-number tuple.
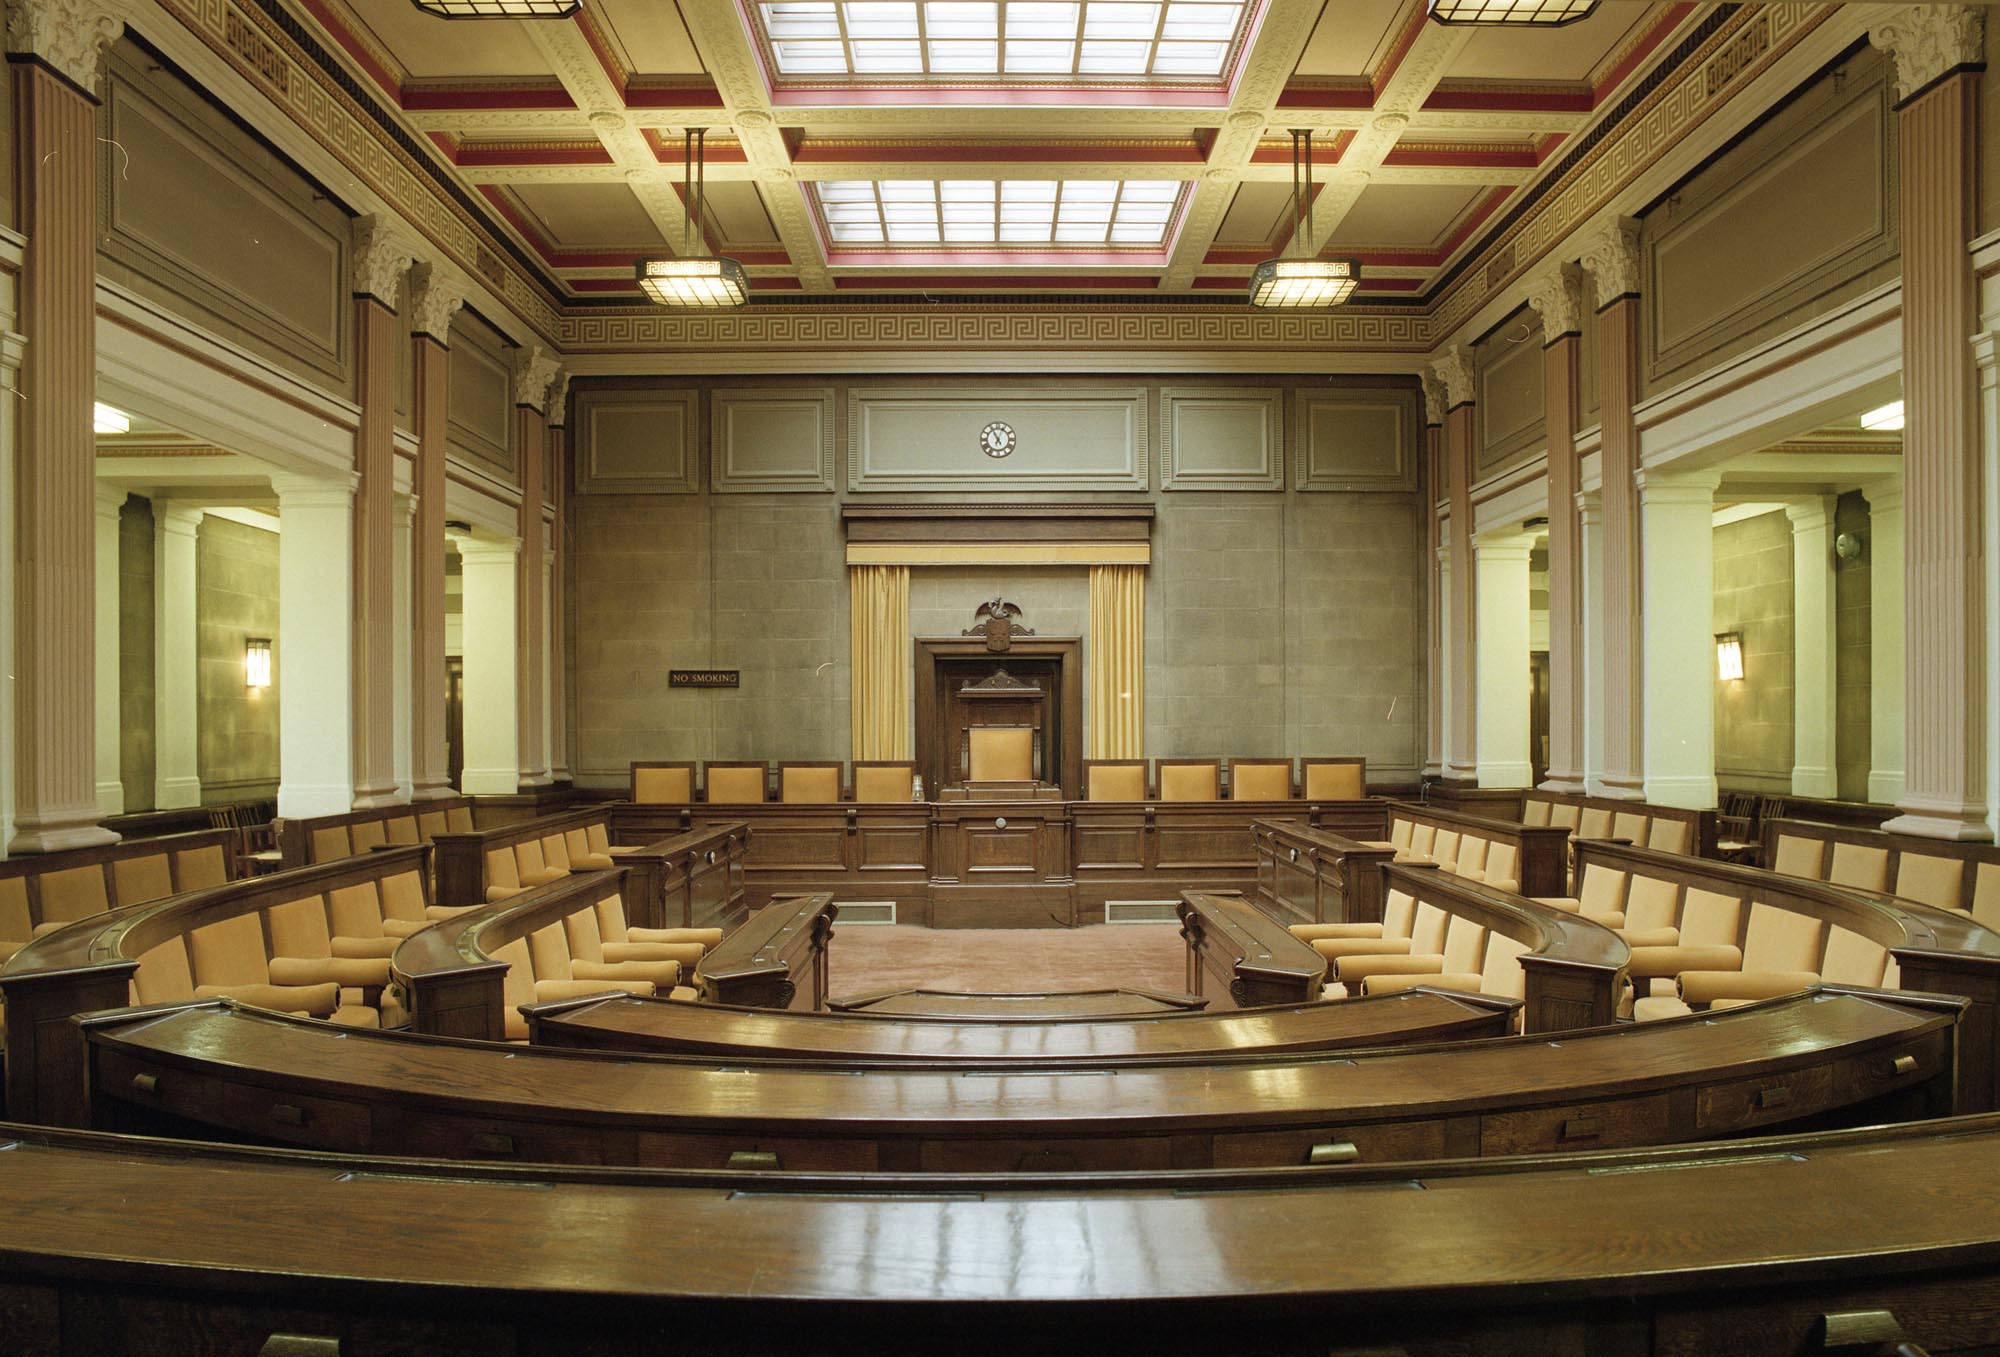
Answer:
(1870, 5, 1984, 102)
(5, 0, 121, 90)
(1430, 344, 1475, 410)
(407, 261, 468, 344)
(1577, 216, 1642, 303)
(1521, 261, 1583, 339)
(352, 214, 417, 307)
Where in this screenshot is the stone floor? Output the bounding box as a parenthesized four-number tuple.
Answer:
(829, 923, 1188, 999)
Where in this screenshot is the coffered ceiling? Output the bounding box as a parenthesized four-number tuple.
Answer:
(296, 0, 1698, 301)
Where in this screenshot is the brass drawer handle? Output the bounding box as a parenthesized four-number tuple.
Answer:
(1306, 1141, 1360, 1165)
(1890, 1054, 1919, 1077)
(1560, 1117, 1601, 1141)
(468, 1132, 516, 1156)
(269, 1104, 307, 1127)
(1756, 1086, 1791, 1110)
(728, 1150, 781, 1171)
(130, 1073, 159, 1096)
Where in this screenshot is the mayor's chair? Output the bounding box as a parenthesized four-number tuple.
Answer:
(967, 726, 1037, 784)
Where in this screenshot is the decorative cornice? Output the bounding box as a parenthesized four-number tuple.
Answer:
(1870, 5, 1984, 103)
(351, 214, 416, 307)
(1521, 261, 1583, 340)
(513, 345, 561, 411)
(1430, 344, 1475, 410)
(5, 0, 121, 91)
(1577, 216, 1642, 304)
(407, 261, 467, 343)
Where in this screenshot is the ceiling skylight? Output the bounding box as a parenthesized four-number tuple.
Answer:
(759, 1, 1250, 80)
(815, 179, 1182, 246)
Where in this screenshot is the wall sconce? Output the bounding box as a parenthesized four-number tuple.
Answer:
(245, 637, 272, 690)
(1715, 632, 1745, 682)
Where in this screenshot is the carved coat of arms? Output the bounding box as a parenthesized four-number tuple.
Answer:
(964, 598, 1034, 652)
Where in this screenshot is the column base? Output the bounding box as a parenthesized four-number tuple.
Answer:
(1884, 802, 1994, 842)
(95, 781, 126, 818)
(1592, 774, 1646, 802)
(1444, 762, 1478, 782)
(9, 811, 119, 854)
(1641, 773, 1717, 810)
(1790, 767, 1837, 799)
(1537, 770, 1586, 794)
(1474, 761, 1533, 789)
(1868, 770, 1907, 806)
(461, 767, 522, 795)
(153, 777, 203, 810)
(350, 785, 407, 810)
(1421, 761, 1443, 779)
(409, 779, 461, 801)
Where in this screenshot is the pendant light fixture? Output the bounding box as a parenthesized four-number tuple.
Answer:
(409, 0, 577, 20)
(635, 129, 749, 308)
(1426, 0, 1597, 26)
(1249, 130, 1359, 309)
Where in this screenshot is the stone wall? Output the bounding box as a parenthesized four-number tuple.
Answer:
(117, 497, 156, 811)
(1713, 509, 1795, 792)
(1834, 491, 1873, 802)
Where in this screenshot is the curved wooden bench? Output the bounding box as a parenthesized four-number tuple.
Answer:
(80, 987, 1959, 1172)
(1759, 815, 2000, 917)
(827, 986, 1205, 1017)
(8, 1112, 2000, 1350)
(1178, 891, 1327, 1008)
(1382, 800, 1572, 897)
(524, 985, 1518, 1063)
(278, 796, 476, 870)
(1254, 818, 1405, 928)
(1571, 838, 2000, 1110)
(0, 845, 431, 1125)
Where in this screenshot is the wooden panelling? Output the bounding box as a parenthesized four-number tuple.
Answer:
(711, 388, 835, 493)
(1160, 388, 1283, 491)
(848, 386, 1148, 493)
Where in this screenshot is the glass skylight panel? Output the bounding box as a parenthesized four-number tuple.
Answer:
(815, 179, 1181, 248)
(757, 0, 1247, 78)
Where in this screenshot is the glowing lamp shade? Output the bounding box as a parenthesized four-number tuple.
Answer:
(409, 0, 578, 17)
(244, 637, 273, 690)
(1715, 632, 1745, 683)
(1249, 257, 1360, 308)
(1860, 400, 1905, 432)
(1427, 0, 1598, 25)
(93, 402, 130, 435)
(634, 257, 750, 308)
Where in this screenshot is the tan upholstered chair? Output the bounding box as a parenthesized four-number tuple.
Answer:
(1156, 759, 1220, 802)
(112, 854, 175, 907)
(1228, 759, 1293, 801)
(1548, 802, 1581, 830)
(968, 727, 1035, 782)
(1576, 807, 1612, 841)
(1634, 903, 1825, 1021)
(1083, 760, 1149, 801)
(417, 809, 449, 841)
(631, 761, 696, 804)
(1611, 811, 1649, 844)
(0, 879, 33, 966)
(779, 762, 843, 804)
(187, 911, 339, 1017)
(1974, 863, 2000, 930)
(1771, 834, 1828, 880)
(309, 825, 352, 863)
(1522, 798, 1553, 827)
(131, 936, 198, 1007)
(514, 838, 567, 888)
(173, 845, 229, 890)
(37, 866, 109, 931)
(1301, 758, 1366, 801)
(445, 804, 475, 833)
(484, 848, 525, 902)
(1645, 817, 1694, 855)
(1894, 853, 1965, 911)
(265, 895, 390, 1027)
(704, 762, 769, 804)
(563, 826, 616, 871)
(1829, 842, 1890, 893)
(590, 894, 711, 970)
(351, 820, 388, 853)
(384, 815, 421, 845)
(852, 761, 917, 802)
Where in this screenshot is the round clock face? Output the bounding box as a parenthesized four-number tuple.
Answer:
(980, 421, 1017, 459)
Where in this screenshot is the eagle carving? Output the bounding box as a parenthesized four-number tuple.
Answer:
(964, 598, 1034, 652)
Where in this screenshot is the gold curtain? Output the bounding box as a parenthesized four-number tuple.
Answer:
(848, 564, 911, 760)
(1088, 563, 1145, 758)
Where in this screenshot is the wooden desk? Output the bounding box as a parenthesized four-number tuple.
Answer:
(1177, 891, 1327, 1008)
(526, 987, 1516, 1063)
(13, 1115, 2000, 1351)
(84, 989, 1957, 1171)
(1253, 818, 1406, 927)
(826, 987, 1204, 1018)
(696, 893, 836, 1010)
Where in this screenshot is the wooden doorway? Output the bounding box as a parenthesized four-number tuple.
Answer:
(915, 636, 1083, 798)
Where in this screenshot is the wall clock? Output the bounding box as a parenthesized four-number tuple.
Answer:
(980, 420, 1016, 458)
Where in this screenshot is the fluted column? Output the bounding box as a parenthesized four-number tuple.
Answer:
(1580, 216, 1646, 801)
(92, 487, 124, 816)
(1873, 7, 1990, 838)
(1578, 491, 1608, 792)
(1788, 498, 1839, 799)
(1867, 484, 1907, 805)
(406, 263, 463, 801)
(1639, 470, 1720, 809)
(1474, 534, 1535, 787)
(1525, 262, 1586, 792)
(392, 492, 414, 800)
(546, 377, 571, 783)
(458, 536, 521, 795)
(274, 474, 357, 817)
(1431, 345, 1477, 783)
(349, 216, 413, 808)
(7, 0, 123, 850)
(152, 505, 202, 809)
(512, 348, 559, 789)
(1421, 379, 1445, 780)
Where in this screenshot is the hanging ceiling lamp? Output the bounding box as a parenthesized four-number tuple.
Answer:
(635, 129, 749, 308)
(409, 0, 577, 20)
(1249, 129, 1359, 309)
(1426, 0, 1597, 26)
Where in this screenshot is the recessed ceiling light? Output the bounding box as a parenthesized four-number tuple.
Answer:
(813, 178, 1181, 248)
(1427, 0, 1597, 25)
(1860, 400, 1904, 432)
(93, 402, 130, 435)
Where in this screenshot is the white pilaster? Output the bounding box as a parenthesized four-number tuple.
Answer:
(1578, 491, 1607, 795)
(393, 493, 415, 801)
(541, 539, 554, 786)
(152, 505, 203, 810)
(1474, 534, 1536, 787)
(274, 475, 356, 817)
(457, 535, 521, 796)
(1639, 470, 1721, 808)
(1435, 542, 1453, 777)
(1787, 497, 1838, 799)
(1866, 485, 1906, 806)
(93, 486, 124, 816)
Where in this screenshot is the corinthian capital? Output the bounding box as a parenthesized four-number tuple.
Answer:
(1522, 261, 1584, 340)
(513, 345, 562, 412)
(6, 0, 122, 91)
(1577, 216, 1642, 304)
(351, 214, 417, 308)
(1871, 5, 1984, 102)
(1429, 344, 1475, 411)
(406, 261, 467, 343)
(544, 370, 572, 427)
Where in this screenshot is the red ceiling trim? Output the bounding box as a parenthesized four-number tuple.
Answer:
(1383, 144, 1538, 168)
(624, 82, 729, 109)
(644, 128, 749, 162)
(572, 8, 629, 101)
(1274, 81, 1373, 110)
(290, 0, 402, 104)
(1421, 85, 1593, 112)
(570, 276, 806, 292)
(1370, 7, 1430, 100)
(834, 274, 1161, 290)
(1592, 3, 1697, 105)
(453, 142, 615, 167)
(401, 84, 577, 111)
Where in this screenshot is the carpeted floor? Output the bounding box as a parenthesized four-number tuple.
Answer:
(830, 923, 1188, 999)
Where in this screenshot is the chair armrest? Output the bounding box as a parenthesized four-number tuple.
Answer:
(1617, 927, 1680, 949)
(1309, 938, 1413, 961)
(532, 978, 656, 1000)
(601, 942, 704, 968)
(269, 955, 393, 988)
(570, 959, 682, 987)
(1627, 944, 1742, 980)
(195, 982, 340, 1017)
(1361, 972, 1484, 997)
(627, 927, 725, 947)
(1677, 969, 1820, 1005)
(1288, 923, 1384, 941)
(1333, 953, 1444, 982)
(330, 935, 399, 960)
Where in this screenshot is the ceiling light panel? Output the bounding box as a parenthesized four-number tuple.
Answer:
(758, 0, 1250, 80)
(815, 179, 1180, 247)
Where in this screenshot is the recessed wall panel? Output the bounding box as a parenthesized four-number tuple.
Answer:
(849, 387, 1147, 492)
